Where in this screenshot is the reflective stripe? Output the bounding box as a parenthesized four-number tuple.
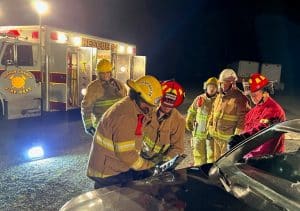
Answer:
(187, 107, 196, 115)
(196, 114, 207, 122)
(131, 156, 145, 170)
(94, 98, 121, 107)
(115, 141, 135, 152)
(143, 136, 170, 153)
(234, 128, 243, 135)
(84, 118, 93, 126)
(193, 132, 207, 139)
(210, 129, 232, 141)
(222, 113, 238, 121)
(260, 119, 269, 124)
(213, 112, 238, 122)
(87, 168, 112, 178)
(95, 134, 135, 152)
(83, 118, 93, 129)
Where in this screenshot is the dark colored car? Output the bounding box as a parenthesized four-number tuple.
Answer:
(60, 119, 300, 211)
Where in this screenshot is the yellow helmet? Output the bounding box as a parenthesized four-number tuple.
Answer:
(219, 69, 238, 82)
(127, 75, 162, 106)
(96, 59, 113, 73)
(203, 77, 218, 89)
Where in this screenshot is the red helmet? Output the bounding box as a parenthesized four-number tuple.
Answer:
(161, 80, 185, 108)
(249, 73, 269, 92)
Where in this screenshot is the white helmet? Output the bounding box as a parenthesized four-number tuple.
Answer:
(219, 69, 238, 82)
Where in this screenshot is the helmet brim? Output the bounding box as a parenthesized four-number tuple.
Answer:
(126, 79, 156, 106)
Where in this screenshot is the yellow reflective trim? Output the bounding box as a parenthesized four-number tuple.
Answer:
(143, 137, 170, 153)
(187, 107, 196, 114)
(95, 134, 136, 152)
(95, 134, 114, 151)
(193, 132, 207, 139)
(144, 136, 155, 148)
(209, 129, 232, 141)
(216, 131, 232, 141)
(84, 118, 93, 125)
(131, 156, 145, 170)
(94, 98, 121, 107)
(87, 167, 112, 178)
(196, 114, 208, 121)
(213, 112, 238, 122)
(260, 119, 269, 124)
(222, 114, 238, 121)
(115, 140, 135, 152)
(152, 145, 162, 153)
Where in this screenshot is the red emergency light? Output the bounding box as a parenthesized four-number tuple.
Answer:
(50, 31, 58, 40)
(7, 30, 20, 37)
(32, 31, 39, 39)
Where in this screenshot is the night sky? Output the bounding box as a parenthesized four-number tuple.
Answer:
(1, 0, 300, 92)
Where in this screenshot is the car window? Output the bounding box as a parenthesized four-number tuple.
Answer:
(246, 151, 300, 183)
(1, 44, 14, 65)
(17, 45, 33, 66)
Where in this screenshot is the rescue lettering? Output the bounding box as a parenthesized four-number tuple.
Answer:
(82, 38, 114, 50)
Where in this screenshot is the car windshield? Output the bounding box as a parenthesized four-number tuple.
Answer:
(246, 151, 300, 183)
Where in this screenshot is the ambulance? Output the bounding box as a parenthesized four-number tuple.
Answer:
(0, 25, 146, 119)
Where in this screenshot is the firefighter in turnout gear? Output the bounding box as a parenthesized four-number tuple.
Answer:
(141, 80, 186, 164)
(228, 73, 286, 158)
(186, 77, 218, 166)
(81, 59, 127, 136)
(87, 75, 163, 189)
(208, 69, 250, 161)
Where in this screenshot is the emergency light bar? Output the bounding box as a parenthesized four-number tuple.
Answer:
(0, 29, 20, 37)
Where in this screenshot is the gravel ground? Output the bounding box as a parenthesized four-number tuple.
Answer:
(0, 87, 300, 211)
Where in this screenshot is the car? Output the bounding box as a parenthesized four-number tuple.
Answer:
(60, 119, 300, 211)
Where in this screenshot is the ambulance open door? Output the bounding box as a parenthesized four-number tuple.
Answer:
(131, 56, 146, 80)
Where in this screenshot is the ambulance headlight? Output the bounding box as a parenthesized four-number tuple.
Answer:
(27, 146, 44, 160)
(81, 88, 87, 96)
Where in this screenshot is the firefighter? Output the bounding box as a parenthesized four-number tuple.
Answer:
(228, 73, 286, 158)
(81, 59, 127, 136)
(87, 75, 163, 189)
(186, 77, 218, 166)
(208, 69, 249, 161)
(141, 80, 186, 164)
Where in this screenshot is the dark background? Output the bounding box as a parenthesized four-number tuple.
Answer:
(2, 0, 300, 93)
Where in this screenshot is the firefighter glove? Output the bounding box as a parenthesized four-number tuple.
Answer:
(228, 133, 249, 149)
(151, 154, 164, 166)
(86, 127, 96, 136)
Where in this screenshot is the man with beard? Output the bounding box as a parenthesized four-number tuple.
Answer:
(87, 75, 162, 189)
(81, 59, 127, 136)
(186, 77, 218, 166)
(141, 80, 186, 164)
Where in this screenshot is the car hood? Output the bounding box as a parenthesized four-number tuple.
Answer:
(60, 169, 251, 211)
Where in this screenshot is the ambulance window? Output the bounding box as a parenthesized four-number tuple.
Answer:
(17, 45, 33, 66)
(1, 44, 14, 65)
